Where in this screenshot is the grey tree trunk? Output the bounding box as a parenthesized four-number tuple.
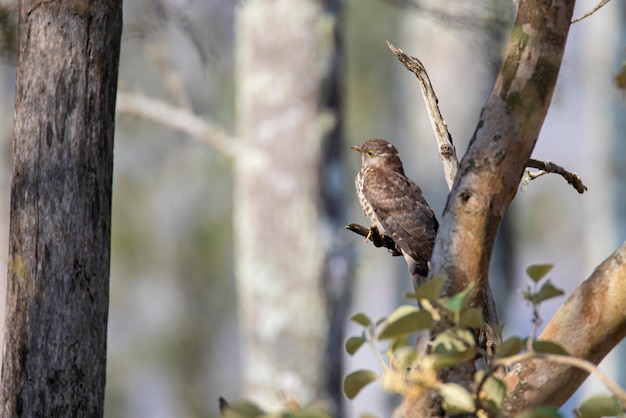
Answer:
(1, 1, 122, 417)
(235, 0, 344, 412)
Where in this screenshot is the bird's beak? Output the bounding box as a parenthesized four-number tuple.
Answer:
(350, 145, 361, 152)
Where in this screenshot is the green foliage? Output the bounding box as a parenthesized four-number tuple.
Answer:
(497, 336, 524, 357)
(522, 264, 563, 306)
(526, 264, 554, 282)
(523, 281, 564, 305)
(515, 407, 561, 418)
(378, 306, 432, 339)
(531, 339, 568, 355)
(342, 262, 626, 417)
(430, 329, 476, 370)
(576, 395, 623, 418)
(439, 383, 475, 414)
(475, 371, 506, 412)
(221, 401, 265, 418)
(414, 273, 446, 301)
(345, 335, 366, 355)
(350, 313, 372, 327)
(343, 370, 378, 399)
(221, 401, 333, 418)
(342, 278, 485, 410)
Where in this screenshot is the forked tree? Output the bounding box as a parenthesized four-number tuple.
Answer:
(344, 0, 626, 416)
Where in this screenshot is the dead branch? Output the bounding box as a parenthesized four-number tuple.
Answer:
(526, 158, 588, 193)
(386, 41, 459, 190)
(571, 0, 611, 23)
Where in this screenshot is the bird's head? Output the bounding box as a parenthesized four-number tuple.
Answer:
(351, 138, 405, 172)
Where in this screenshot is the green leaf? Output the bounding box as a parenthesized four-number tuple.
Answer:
(439, 383, 476, 414)
(515, 407, 561, 418)
(533, 281, 565, 304)
(443, 285, 473, 313)
(526, 264, 554, 282)
(343, 370, 378, 399)
(532, 340, 568, 355)
(459, 307, 483, 329)
(392, 346, 419, 369)
(577, 396, 623, 418)
(430, 329, 476, 369)
(291, 408, 333, 418)
(378, 306, 432, 340)
(350, 313, 372, 327)
(497, 337, 524, 357)
(475, 372, 506, 410)
(430, 350, 476, 370)
(415, 274, 446, 301)
(432, 329, 476, 353)
(389, 335, 411, 352)
(345, 336, 366, 355)
(521, 287, 534, 303)
(222, 401, 266, 418)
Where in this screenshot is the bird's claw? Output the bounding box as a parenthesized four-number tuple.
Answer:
(364, 228, 373, 243)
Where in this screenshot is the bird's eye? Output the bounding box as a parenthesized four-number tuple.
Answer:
(366, 150, 375, 157)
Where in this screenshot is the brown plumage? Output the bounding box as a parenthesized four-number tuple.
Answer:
(351, 138, 438, 287)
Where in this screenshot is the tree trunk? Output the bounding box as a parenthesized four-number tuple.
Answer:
(403, 0, 576, 415)
(234, 0, 342, 412)
(1, 1, 122, 417)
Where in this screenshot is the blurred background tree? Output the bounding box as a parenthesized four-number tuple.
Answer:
(0, 0, 624, 417)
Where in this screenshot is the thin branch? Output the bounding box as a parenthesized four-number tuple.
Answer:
(116, 91, 238, 158)
(540, 354, 626, 403)
(526, 158, 588, 194)
(386, 41, 459, 190)
(571, 0, 611, 23)
(496, 351, 626, 404)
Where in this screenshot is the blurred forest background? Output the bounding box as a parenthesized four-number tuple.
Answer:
(0, 0, 625, 417)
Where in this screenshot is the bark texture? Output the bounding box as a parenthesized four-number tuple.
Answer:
(432, 0, 576, 323)
(1, 1, 122, 417)
(503, 242, 626, 412)
(405, 0, 576, 416)
(235, 0, 342, 412)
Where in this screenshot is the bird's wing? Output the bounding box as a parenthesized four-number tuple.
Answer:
(362, 169, 438, 264)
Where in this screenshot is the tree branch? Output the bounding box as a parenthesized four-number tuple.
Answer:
(345, 223, 402, 256)
(571, 0, 611, 23)
(116, 91, 238, 158)
(526, 158, 588, 194)
(430, 0, 575, 323)
(396, 1, 577, 415)
(503, 241, 626, 412)
(386, 41, 459, 189)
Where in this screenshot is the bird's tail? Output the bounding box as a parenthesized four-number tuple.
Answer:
(404, 254, 429, 292)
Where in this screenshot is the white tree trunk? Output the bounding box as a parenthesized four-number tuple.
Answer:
(234, 0, 338, 410)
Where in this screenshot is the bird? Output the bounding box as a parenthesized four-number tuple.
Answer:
(351, 138, 439, 288)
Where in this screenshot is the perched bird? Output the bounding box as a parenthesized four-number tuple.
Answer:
(351, 138, 439, 288)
